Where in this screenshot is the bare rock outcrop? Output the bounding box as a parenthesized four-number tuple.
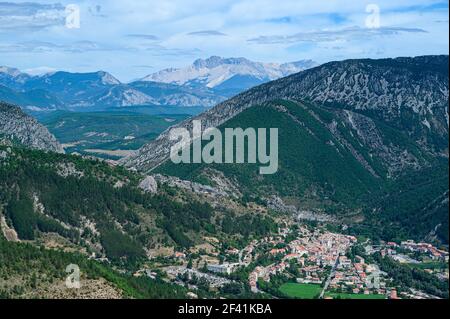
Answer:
(138, 175, 158, 194)
(0, 101, 64, 153)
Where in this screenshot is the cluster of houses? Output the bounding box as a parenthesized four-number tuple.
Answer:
(330, 255, 389, 296)
(165, 226, 447, 299)
(397, 241, 449, 261)
(248, 229, 358, 292)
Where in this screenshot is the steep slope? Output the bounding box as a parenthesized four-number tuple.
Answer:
(0, 101, 64, 153)
(123, 55, 449, 171)
(155, 100, 428, 202)
(153, 99, 448, 242)
(0, 144, 278, 260)
(122, 56, 449, 244)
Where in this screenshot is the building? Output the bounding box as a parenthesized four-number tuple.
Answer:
(207, 263, 238, 275)
(389, 289, 399, 299)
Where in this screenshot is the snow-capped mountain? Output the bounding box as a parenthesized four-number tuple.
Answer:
(0, 57, 316, 110)
(140, 56, 316, 94)
(0, 66, 32, 90)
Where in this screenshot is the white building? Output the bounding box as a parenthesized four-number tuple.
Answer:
(207, 263, 238, 275)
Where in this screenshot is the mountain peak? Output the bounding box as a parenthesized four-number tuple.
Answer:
(97, 71, 121, 85)
(0, 66, 23, 77)
(141, 56, 316, 89)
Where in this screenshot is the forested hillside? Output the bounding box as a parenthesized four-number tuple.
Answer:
(156, 100, 449, 244)
(0, 144, 278, 260)
(0, 235, 187, 299)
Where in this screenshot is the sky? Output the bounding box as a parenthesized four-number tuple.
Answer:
(0, 0, 448, 82)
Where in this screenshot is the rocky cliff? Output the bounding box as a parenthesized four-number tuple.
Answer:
(0, 101, 64, 153)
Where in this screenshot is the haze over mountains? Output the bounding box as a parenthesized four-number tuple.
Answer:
(0, 57, 315, 110)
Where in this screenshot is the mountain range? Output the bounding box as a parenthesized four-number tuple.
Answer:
(141, 56, 316, 96)
(122, 55, 449, 243)
(0, 57, 315, 110)
(0, 55, 448, 299)
(123, 55, 449, 170)
(1, 55, 448, 244)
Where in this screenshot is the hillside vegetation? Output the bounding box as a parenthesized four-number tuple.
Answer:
(156, 100, 448, 243)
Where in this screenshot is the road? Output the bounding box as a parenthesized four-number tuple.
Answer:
(319, 256, 340, 299)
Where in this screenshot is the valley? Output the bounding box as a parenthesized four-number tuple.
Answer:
(0, 55, 448, 300)
(39, 111, 190, 159)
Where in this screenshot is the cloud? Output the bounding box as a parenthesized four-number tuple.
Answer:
(0, 40, 122, 53)
(0, 39, 201, 59)
(22, 66, 57, 75)
(247, 26, 428, 44)
(0, 2, 66, 31)
(126, 34, 159, 40)
(188, 30, 228, 36)
(264, 16, 293, 24)
(132, 65, 154, 69)
(144, 45, 202, 57)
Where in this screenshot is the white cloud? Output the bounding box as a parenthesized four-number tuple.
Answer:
(22, 65, 56, 75)
(248, 26, 427, 44)
(188, 30, 228, 36)
(0, 0, 447, 81)
(0, 2, 66, 30)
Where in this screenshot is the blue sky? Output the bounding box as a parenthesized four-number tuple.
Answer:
(0, 0, 448, 82)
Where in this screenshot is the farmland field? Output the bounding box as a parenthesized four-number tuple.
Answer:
(325, 292, 386, 299)
(279, 283, 323, 299)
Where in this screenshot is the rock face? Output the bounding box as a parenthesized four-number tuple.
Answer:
(267, 196, 332, 222)
(153, 174, 231, 198)
(0, 101, 64, 153)
(122, 55, 449, 172)
(138, 176, 158, 194)
(0, 149, 8, 160)
(0, 215, 20, 242)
